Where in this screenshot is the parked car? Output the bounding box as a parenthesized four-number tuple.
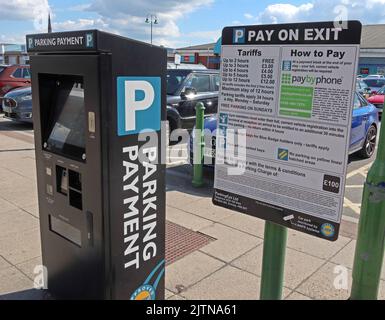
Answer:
(191, 92, 379, 166)
(0, 65, 31, 101)
(167, 63, 207, 70)
(367, 85, 385, 114)
(166, 68, 220, 136)
(2, 86, 33, 123)
(362, 76, 385, 94)
(356, 79, 371, 97)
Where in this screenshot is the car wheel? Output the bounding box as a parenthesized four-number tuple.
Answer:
(358, 125, 377, 159)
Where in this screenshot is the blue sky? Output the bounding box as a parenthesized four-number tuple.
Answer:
(1, 0, 385, 47)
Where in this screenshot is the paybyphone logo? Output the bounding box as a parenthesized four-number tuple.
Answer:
(117, 77, 161, 136)
(233, 28, 245, 44)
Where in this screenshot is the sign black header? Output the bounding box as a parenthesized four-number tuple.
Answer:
(26, 30, 97, 52)
(222, 20, 362, 45)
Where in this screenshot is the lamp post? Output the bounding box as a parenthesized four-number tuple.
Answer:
(145, 14, 158, 45)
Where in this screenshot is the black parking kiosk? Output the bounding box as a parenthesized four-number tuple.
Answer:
(26, 30, 166, 300)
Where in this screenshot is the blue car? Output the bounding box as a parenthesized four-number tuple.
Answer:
(190, 92, 379, 165)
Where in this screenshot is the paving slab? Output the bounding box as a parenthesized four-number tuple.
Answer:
(0, 256, 11, 271)
(166, 206, 213, 232)
(0, 228, 41, 265)
(220, 213, 266, 239)
(285, 291, 312, 300)
(331, 240, 385, 281)
(166, 251, 225, 294)
(297, 262, 352, 300)
(0, 267, 33, 296)
(297, 261, 385, 300)
(180, 265, 261, 300)
(199, 223, 262, 262)
(166, 190, 202, 209)
(0, 197, 18, 214)
(181, 197, 235, 223)
(232, 246, 325, 290)
(21, 203, 39, 218)
(287, 230, 351, 260)
(0, 157, 36, 181)
(2, 183, 38, 208)
(180, 265, 291, 300)
(165, 289, 174, 299)
(16, 256, 43, 281)
(167, 294, 186, 300)
(0, 209, 39, 237)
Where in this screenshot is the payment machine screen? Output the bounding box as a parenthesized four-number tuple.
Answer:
(41, 75, 86, 161)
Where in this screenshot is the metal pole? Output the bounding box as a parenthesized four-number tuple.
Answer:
(350, 118, 385, 300)
(192, 102, 205, 188)
(260, 221, 287, 300)
(150, 18, 153, 45)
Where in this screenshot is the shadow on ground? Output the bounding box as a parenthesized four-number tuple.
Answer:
(0, 116, 33, 131)
(0, 289, 52, 300)
(166, 164, 214, 198)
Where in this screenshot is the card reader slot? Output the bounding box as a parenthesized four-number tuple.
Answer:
(56, 165, 68, 196)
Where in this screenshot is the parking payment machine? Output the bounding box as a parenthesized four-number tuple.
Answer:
(26, 30, 166, 299)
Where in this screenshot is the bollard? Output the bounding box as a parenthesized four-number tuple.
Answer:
(350, 119, 385, 300)
(260, 221, 287, 300)
(192, 102, 205, 188)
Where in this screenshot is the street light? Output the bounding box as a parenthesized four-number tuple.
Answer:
(145, 14, 158, 45)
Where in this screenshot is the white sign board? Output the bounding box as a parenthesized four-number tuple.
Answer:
(213, 21, 362, 241)
(174, 54, 181, 65)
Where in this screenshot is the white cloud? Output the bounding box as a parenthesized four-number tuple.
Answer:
(0, 33, 26, 44)
(256, 0, 385, 24)
(187, 30, 221, 42)
(49, 0, 214, 47)
(244, 13, 254, 19)
(0, 0, 50, 21)
(257, 3, 314, 23)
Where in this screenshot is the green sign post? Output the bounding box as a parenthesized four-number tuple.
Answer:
(260, 222, 288, 300)
(351, 115, 385, 300)
(192, 102, 206, 188)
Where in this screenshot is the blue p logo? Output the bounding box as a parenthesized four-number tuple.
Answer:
(117, 77, 161, 136)
(233, 28, 245, 44)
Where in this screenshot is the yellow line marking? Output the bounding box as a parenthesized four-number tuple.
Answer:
(343, 197, 361, 214)
(346, 163, 372, 179)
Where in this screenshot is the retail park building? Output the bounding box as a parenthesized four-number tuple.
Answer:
(168, 24, 385, 76)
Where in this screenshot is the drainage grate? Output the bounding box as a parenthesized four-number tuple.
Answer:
(166, 221, 215, 265)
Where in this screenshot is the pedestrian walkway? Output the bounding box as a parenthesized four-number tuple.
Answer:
(0, 116, 384, 300)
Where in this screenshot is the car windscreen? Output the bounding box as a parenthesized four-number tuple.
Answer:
(359, 81, 369, 89)
(0, 66, 5, 74)
(363, 79, 385, 87)
(166, 70, 190, 95)
(376, 86, 385, 95)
